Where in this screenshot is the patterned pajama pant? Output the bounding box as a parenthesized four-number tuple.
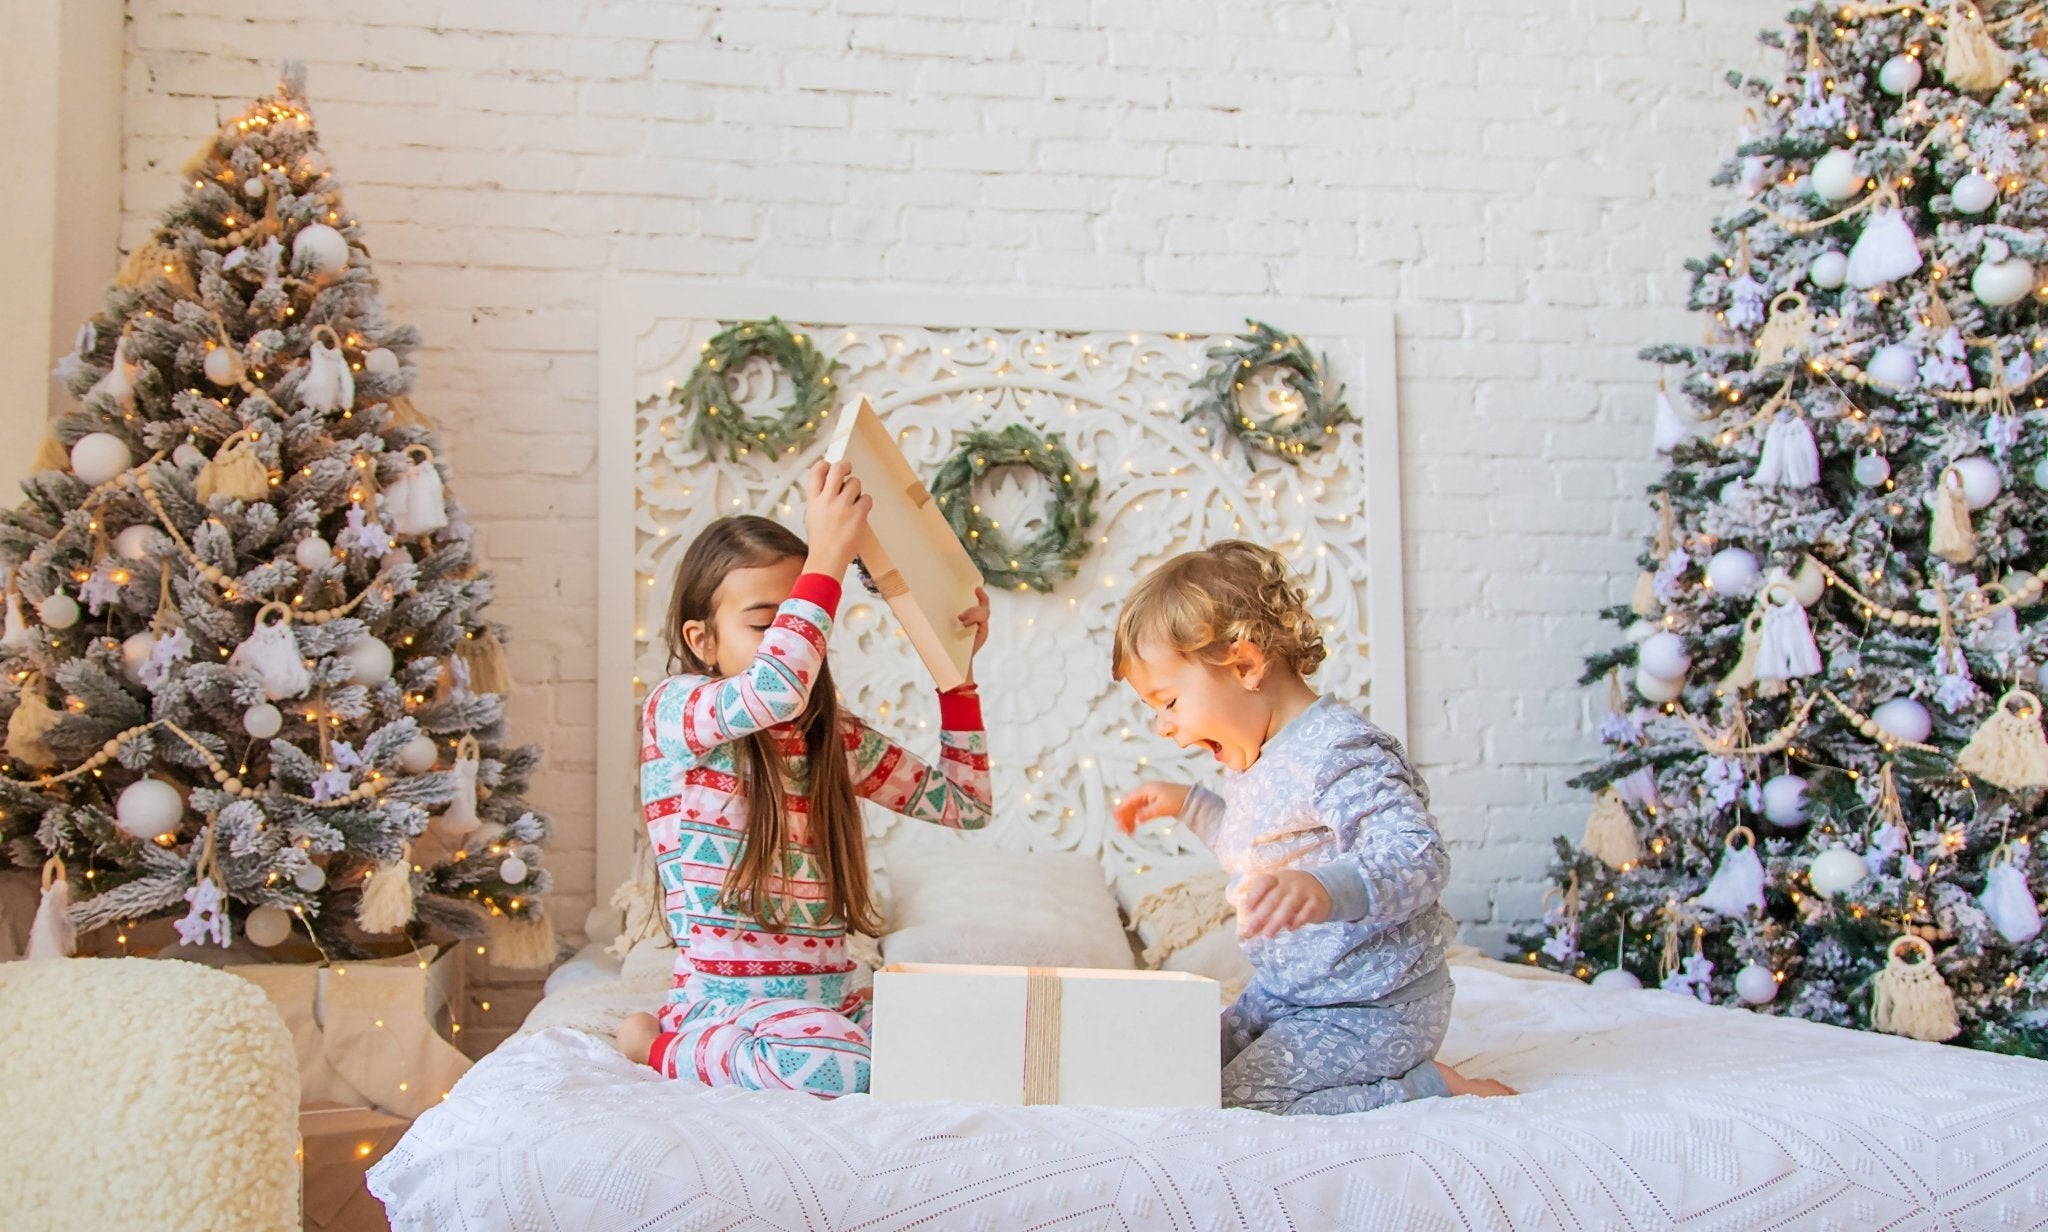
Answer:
(1221, 981, 1453, 1115)
(650, 989, 873, 1098)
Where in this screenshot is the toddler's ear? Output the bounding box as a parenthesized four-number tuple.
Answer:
(1224, 639, 1270, 692)
(682, 619, 714, 666)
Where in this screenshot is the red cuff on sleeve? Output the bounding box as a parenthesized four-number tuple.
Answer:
(789, 572, 843, 618)
(938, 686, 984, 730)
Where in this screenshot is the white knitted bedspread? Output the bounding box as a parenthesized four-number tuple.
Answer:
(370, 960, 2048, 1230)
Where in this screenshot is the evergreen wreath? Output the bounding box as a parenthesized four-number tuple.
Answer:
(673, 318, 839, 462)
(929, 424, 1100, 594)
(1186, 320, 1355, 465)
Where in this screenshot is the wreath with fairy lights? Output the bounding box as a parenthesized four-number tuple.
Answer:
(928, 425, 1100, 594)
(673, 319, 839, 463)
(1185, 320, 1355, 465)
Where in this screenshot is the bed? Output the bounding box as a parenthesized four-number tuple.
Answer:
(371, 945, 2048, 1229)
(370, 287, 2048, 1228)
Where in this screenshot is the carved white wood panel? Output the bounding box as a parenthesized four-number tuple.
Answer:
(596, 284, 1403, 916)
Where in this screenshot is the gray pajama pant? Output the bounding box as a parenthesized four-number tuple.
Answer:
(1220, 980, 1454, 1115)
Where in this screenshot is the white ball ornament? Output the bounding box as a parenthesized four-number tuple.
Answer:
(244, 905, 293, 948)
(293, 864, 327, 892)
(1952, 172, 1998, 215)
(2034, 458, 2048, 490)
(1872, 696, 1933, 745)
(500, 855, 529, 884)
(294, 535, 333, 571)
(243, 702, 283, 739)
(70, 432, 132, 485)
(1706, 547, 1761, 597)
(1810, 149, 1865, 202)
(292, 223, 350, 274)
(1973, 255, 2035, 308)
(1635, 667, 1685, 703)
(398, 733, 439, 773)
(121, 631, 157, 681)
(1591, 967, 1644, 991)
(1808, 845, 1869, 897)
(363, 347, 401, 376)
(346, 636, 394, 686)
(203, 345, 244, 386)
(2038, 661, 2048, 693)
(1639, 631, 1691, 681)
(114, 525, 156, 561)
(1951, 455, 2003, 510)
(1761, 774, 1808, 826)
(1808, 250, 1849, 290)
(1878, 53, 1924, 96)
(1867, 344, 1920, 388)
(1853, 453, 1892, 488)
(1791, 558, 1826, 607)
(172, 442, 208, 471)
(115, 778, 184, 841)
(1735, 962, 1780, 1005)
(38, 592, 79, 630)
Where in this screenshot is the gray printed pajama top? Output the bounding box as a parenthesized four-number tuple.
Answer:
(1179, 695, 1456, 1113)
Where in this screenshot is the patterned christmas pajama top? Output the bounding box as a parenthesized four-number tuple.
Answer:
(639, 572, 991, 1097)
(1180, 695, 1456, 1113)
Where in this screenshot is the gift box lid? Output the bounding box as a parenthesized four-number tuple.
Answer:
(823, 395, 982, 691)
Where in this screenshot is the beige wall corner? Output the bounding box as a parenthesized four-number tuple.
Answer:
(0, 0, 123, 504)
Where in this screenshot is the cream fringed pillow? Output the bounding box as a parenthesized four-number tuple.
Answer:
(1127, 871, 1253, 1002)
(880, 842, 1136, 970)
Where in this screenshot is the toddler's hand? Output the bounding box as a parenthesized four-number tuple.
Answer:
(956, 587, 991, 684)
(1114, 780, 1190, 835)
(802, 460, 872, 577)
(1234, 871, 1332, 939)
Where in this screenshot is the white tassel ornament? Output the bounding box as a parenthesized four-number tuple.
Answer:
(1753, 413, 1820, 488)
(356, 845, 417, 934)
(1694, 825, 1767, 917)
(441, 734, 482, 834)
(1871, 934, 1961, 1042)
(1653, 386, 1691, 453)
(1980, 844, 2042, 945)
(1931, 465, 1978, 563)
(1755, 583, 1824, 684)
(1846, 207, 1923, 288)
(86, 335, 136, 409)
(1582, 789, 1642, 870)
(1956, 689, 2048, 791)
(381, 444, 449, 536)
(488, 908, 557, 971)
(228, 602, 312, 700)
(1942, 1, 2013, 93)
(298, 324, 355, 414)
(27, 857, 76, 959)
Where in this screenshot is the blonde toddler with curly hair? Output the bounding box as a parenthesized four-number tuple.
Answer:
(1113, 541, 1512, 1113)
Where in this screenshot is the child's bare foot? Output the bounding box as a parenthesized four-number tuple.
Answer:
(1437, 1061, 1516, 1097)
(616, 1011, 660, 1066)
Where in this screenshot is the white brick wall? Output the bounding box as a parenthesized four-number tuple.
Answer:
(119, 0, 1784, 952)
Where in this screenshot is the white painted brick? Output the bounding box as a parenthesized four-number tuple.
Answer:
(117, 0, 1788, 946)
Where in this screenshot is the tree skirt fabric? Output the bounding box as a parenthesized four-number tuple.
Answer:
(370, 960, 2048, 1230)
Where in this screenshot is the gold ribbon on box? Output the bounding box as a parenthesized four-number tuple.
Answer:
(1022, 967, 1063, 1106)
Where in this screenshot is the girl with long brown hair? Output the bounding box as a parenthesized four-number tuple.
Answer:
(615, 461, 992, 1096)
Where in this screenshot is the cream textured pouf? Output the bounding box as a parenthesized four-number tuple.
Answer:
(0, 957, 300, 1231)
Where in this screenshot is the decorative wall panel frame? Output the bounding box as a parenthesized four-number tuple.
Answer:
(596, 281, 1403, 908)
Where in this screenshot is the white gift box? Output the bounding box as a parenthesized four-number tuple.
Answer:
(871, 963, 1220, 1108)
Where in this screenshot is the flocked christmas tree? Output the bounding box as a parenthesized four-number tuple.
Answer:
(1519, 3, 2048, 1055)
(0, 63, 554, 967)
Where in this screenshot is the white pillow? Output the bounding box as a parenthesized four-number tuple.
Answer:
(880, 843, 1135, 970)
